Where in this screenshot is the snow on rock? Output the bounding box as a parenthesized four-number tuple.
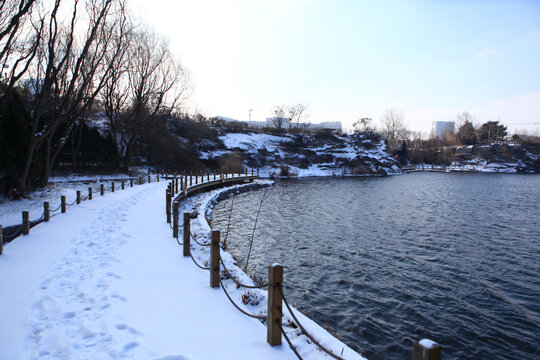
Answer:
(209, 131, 400, 177)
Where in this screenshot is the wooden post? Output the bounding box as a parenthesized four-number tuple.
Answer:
(100, 184, 104, 196)
(166, 189, 171, 223)
(190, 175, 192, 186)
(88, 187, 93, 200)
(251, 168, 254, 176)
(76, 190, 81, 204)
(257, 168, 259, 176)
(112, 182, 115, 192)
(22, 211, 29, 235)
(173, 202, 179, 238)
(61, 196, 66, 213)
(130, 178, 133, 187)
(183, 212, 190, 256)
(122, 180, 125, 190)
(157, 174, 160, 182)
(245, 168, 248, 176)
(44, 202, 50, 222)
(148, 174, 151, 183)
(195, 174, 198, 185)
(210, 230, 220, 288)
(176, 177, 179, 193)
(207, 172, 210, 181)
(267, 263, 283, 346)
(0, 225, 3, 255)
(139, 176, 143, 185)
(412, 340, 442, 360)
(214, 172, 216, 180)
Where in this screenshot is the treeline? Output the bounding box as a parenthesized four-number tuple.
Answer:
(0, 0, 189, 197)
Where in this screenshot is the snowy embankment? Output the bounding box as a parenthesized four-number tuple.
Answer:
(201, 131, 401, 177)
(0, 180, 365, 359)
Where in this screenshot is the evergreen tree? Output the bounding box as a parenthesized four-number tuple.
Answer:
(456, 120, 477, 145)
(477, 121, 507, 144)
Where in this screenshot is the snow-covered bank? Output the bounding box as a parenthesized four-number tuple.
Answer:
(200, 131, 401, 177)
(0, 179, 365, 359)
(178, 181, 366, 360)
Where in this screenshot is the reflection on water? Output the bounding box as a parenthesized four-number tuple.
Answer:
(211, 173, 540, 359)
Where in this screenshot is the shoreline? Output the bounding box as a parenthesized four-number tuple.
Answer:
(177, 180, 366, 360)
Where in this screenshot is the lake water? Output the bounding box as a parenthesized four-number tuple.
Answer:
(210, 173, 540, 359)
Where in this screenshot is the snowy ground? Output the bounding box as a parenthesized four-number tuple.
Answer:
(0, 179, 365, 360)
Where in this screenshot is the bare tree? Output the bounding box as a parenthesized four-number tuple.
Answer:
(0, 0, 37, 65)
(380, 108, 407, 149)
(7, 0, 129, 193)
(353, 117, 372, 132)
(271, 105, 287, 130)
(103, 29, 190, 169)
(287, 103, 308, 128)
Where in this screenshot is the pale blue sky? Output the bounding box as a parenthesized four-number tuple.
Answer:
(130, 0, 540, 133)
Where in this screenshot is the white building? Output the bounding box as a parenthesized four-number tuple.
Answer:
(432, 121, 455, 138)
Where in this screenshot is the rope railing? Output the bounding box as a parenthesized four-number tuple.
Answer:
(277, 320, 304, 360)
(278, 285, 346, 360)
(219, 278, 267, 320)
(1, 173, 160, 245)
(189, 251, 211, 270)
(220, 257, 269, 289)
(190, 232, 211, 247)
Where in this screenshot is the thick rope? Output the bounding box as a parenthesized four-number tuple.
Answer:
(219, 278, 267, 320)
(279, 285, 346, 360)
(3, 225, 23, 241)
(220, 258, 268, 289)
(66, 199, 77, 206)
(189, 251, 211, 270)
(277, 320, 305, 360)
(50, 204, 62, 213)
(190, 232, 211, 247)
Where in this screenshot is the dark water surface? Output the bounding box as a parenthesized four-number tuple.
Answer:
(210, 173, 540, 359)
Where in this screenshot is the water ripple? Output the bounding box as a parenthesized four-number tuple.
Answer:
(212, 173, 540, 359)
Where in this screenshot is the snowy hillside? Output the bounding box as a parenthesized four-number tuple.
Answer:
(200, 131, 401, 177)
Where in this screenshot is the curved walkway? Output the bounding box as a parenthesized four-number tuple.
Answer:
(0, 181, 296, 359)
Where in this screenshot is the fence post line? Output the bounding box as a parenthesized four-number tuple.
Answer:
(245, 168, 248, 176)
(61, 196, 66, 213)
(22, 211, 29, 235)
(130, 178, 133, 187)
(210, 230, 220, 288)
(267, 263, 283, 346)
(88, 187, 93, 200)
(183, 213, 191, 256)
(112, 182, 115, 192)
(412, 340, 442, 360)
(176, 177, 179, 193)
(195, 174, 198, 185)
(0, 225, 3, 255)
(157, 174, 160, 182)
(207, 172, 210, 182)
(148, 174, 151, 183)
(251, 168, 254, 176)
(100, 184, 104, 196)
(76, 191, 81, 204)
(190, 175, 192, 186)
(122, 180, 125, 190)
(44, 202, 50, 222)
(166, 189, 172, 223)
(173, 202, 179, 239)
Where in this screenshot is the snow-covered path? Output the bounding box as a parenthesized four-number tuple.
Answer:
(0, 181, 296, 359)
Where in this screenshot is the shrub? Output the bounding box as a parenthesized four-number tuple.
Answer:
(219, 152, 244, 173)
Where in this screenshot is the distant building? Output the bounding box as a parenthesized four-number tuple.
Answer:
(307, 121, 342, 131)
(216, 115, 341, 132)
(432, 121, 455, 139)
